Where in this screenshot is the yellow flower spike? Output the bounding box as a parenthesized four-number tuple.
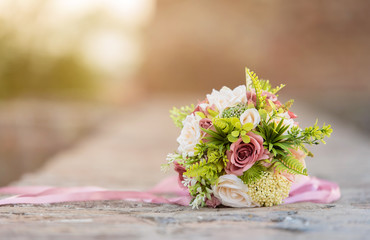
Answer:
(247, 171, 292, 207)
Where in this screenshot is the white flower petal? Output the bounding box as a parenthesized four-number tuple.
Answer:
(206, 85, 247, 114)
(212, 174, 256, 208)
(177, 114, 202, 157)
(240, 108, 260, 129)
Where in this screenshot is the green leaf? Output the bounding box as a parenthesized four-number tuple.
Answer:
(239, 163, 267, 184)
(229, 117, 241, 129)
(258, 109, 267, 121)
(268, 143, 273, 151)
(274, 142, 292, 152)
(231, 131, 240, 137)
(281, 99, 294, 111)
(207, 109, 219, 118)
(259, 79, 272, 92)
(195, 112, 206, 119)
(241, 135, 250, 143)
(267, 99, 276, 110)
(246, 68, 264, 109)
(272, 134, 289, 142)
(200, 127, 224, 141)
(185, 160, 222, 184)
(271, 83, 285, 95)
(271, 148, 277, 156)
(242, 122, 254, 131)
(271, 155, 307, 176)
(227, 134, 238, 142)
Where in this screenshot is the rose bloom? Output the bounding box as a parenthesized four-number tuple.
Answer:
(239, 108, 260, 129)
(205, 194, 222, 208)
(193, 100, 217, 117)
(177, 114, 202, 157)
(199, 118, 216, 142)
(173, 161, 187, 188)
(199, 118, 213, 130)
(212, 174, 256, 208)
(226, 132, 269, 176)
(206, 85, 247, 114)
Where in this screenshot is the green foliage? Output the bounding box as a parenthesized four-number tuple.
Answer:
(302, 121, 333, 144)
(188, 142, 228, 187)
(214, 117, 240, 134)
(200, 127, 229, 146)
(271, 84, 286, 95)
(195, 141, 228, 166)
(180, 155, 201, 168)
(195, 111, 206, 119)
(188, 178, 213, 208)
(259, 79, 272, 92)
(207, 148, 228, 166)
(221, 103, 248, 118)
(239, 163, 267, 184)
(246, 68, 266, 109)
(184, 160, 224, 185)
(258, 109, 268, 122)
(169, 104, 195, 128)
(280, 99, 294, 111)
(256, 114, 332, 176)
(257, 118, 293, 157)
(207, 108, 220, 118)
(202, 117, 253, 145)
(270, 155, 307, 176)
(288, 120, 333, 146)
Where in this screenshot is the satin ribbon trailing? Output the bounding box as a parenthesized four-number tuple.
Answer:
(0, 176, 340, 207)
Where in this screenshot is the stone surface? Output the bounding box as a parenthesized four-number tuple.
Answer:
(0, 95, 369, 239)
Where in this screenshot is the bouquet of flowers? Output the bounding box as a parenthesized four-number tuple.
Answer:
(163, 68, 333, 209)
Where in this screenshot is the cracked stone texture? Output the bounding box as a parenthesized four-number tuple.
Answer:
(1, 95, 369, 239)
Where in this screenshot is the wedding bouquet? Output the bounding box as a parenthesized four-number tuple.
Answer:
(163, 68, 333, 209)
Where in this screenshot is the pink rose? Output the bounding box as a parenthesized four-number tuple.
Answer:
(225, 132, 269, 176)
(205, 194, 221, 208)
(199, 118, 216, 141)
(199, 118, 213, 130)
(262, 91, 277, 102)
(193, 99, 208, 113)
(193, 100, 216, 117)
(246, 90, 257, 106)
(174, 161, 186, 188)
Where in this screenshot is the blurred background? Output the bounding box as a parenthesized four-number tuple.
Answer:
(0, 0, 369, 186)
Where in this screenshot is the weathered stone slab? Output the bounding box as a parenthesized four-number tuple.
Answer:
(0, 188, 369, 240)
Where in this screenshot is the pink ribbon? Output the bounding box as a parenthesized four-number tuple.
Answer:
(0, 176, 340, 207)
(284, 175, 341, 204)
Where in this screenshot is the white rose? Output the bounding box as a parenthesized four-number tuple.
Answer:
(212, 174, 256, 208)
(206, 85, 246, 114)
(177, 114, 202, 157)
(240, 108, 260, 129)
